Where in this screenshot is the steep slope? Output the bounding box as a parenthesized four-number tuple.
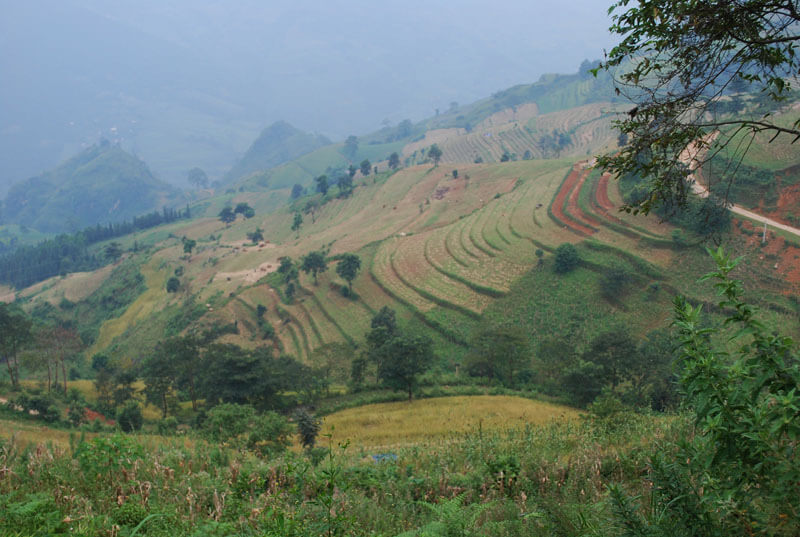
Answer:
(223, 121, 331, 184)
(2, 142, 179, 233)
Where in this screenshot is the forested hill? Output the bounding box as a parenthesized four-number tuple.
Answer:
(1, 142, 180, 234)
(223, 121, 331, 184)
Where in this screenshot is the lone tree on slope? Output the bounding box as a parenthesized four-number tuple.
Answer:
(300, 251, 328, 285)
(428, 144, 443, 166)
(335, 253, 361, 295)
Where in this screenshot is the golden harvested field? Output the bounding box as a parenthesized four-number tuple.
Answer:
(321, 395, 579, 448)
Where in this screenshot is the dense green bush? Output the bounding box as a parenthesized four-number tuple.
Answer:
(553, 243, 580, 273)
(115, 401, 143, 432)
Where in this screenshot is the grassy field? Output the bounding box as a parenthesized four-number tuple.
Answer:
(321, 395, 579, 448)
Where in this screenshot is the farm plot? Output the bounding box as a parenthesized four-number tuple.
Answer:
(505, 165, 580, 247)
(307, 275, 375, 343)
(424, 226, 506, 296)
(236, 286, 299, 355)
(371, 239, 437, 313)
(390, 233, 492, 316)
(548, 165, 596, 236)
(588, 173, 672, 242)
(563, 166, 603, 229)
(293, 286, 345, 347)
(428, 218, 534, 293)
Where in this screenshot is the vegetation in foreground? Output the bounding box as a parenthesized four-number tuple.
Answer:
(0, 249, 796, 536)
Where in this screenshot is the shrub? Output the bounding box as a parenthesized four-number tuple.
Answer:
(610, 248, 800, 535)
(295, 408, 322, 449)
(201, 403, 292, 456)
(553, 243, 580, 273)
(599, 264, 631, 300)
(166, 276, 180, 293)
(116, 401, 143, 432)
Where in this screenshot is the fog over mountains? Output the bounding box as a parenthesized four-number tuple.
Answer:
(0, 0, 616, 191)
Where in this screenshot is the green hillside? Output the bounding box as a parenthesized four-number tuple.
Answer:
(223, 121, 331, 184)
(1, 142, 180, 233)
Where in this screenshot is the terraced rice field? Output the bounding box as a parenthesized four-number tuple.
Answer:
(401, 103, 619, 165)
(78, 155, 677, 361)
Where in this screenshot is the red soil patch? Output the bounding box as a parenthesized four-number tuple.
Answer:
(551, 165, 596, 236)
(764, 182, 800, 227)
(736, 222, 800, 288)
(566, 168, 603, 227)
(589, 172, 631, 227)
(82, 407, 115, 425)
(595, 173, 616, 212)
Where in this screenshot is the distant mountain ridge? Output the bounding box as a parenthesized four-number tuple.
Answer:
(223, 121, 332, 184)
(2, 142, 179, 234)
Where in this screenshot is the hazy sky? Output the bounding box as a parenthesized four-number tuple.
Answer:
(0, 0, 618, 187)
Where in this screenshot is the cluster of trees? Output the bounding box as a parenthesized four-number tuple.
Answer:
(274, 252, 361, 299)
(218, 202, 255, 225)
(620, 172, 731, 238)
(538, 129, 571, 158)
(0, 206, 190, 289)
(351, 307, 435, 400)
(138, 337, 314, 419)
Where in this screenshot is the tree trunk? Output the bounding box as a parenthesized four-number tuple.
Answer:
(61, 357, 68, 396)
(4, 356, 17, 389)
(161, 393, 168, 419)
(46, 361, 52, 392)
(189, 378, 197, 411)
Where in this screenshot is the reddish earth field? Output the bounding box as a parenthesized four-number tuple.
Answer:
(551, 165, 595, 236)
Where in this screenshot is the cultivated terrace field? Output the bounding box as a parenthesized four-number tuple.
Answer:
(1, 90, 799, 535)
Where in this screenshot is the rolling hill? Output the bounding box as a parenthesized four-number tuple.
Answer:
(1, 142, 181, 233)
(223, 121, 332, 184)
(4, 75, 799, 397)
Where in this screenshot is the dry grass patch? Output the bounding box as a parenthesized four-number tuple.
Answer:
(321, 395, 579, 448)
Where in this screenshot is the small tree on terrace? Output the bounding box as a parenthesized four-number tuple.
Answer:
(360, 159, 371, 176)
(337, 175, 353, 197)
(182, 237, 196, 255)
(388, 152, 400, 170)
(291, 183, 304, 199)
(234, 202, 255, 219)
(104, 242, 123, 262)
(0, 303, 32, 388)
(335, 253, 361, 295)
(428, 144, 443, 166)
(295, 408, 322, 450)
(247, 228, 264, 243)
(344, 135, 358, 159)
(300, 251, 328, 285)
(465, 325, 529, 387)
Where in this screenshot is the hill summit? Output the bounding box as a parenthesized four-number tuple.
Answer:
(224, 121, 331, 184)
(2, 141, 178, 233)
